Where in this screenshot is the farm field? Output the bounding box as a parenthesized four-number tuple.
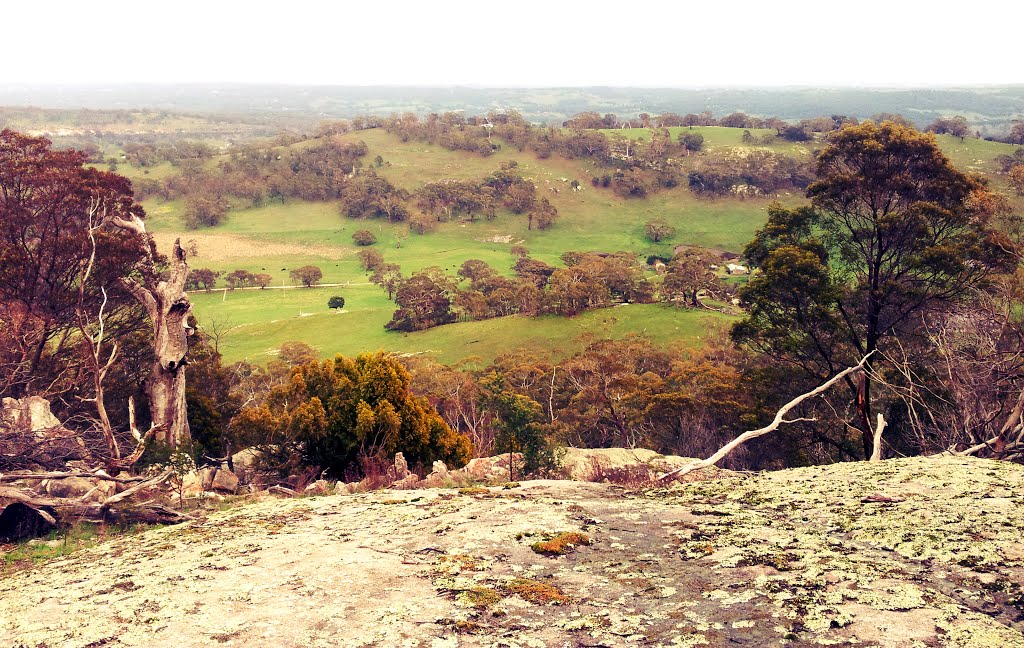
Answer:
(137, 126, 1022, 365)
(193, 284, 729, 365)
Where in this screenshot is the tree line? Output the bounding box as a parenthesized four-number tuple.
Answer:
(358, 249, 733, 333)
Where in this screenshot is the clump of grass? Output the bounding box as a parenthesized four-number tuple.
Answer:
(458, 487, 490, 496)
(530, 531, 592, 556)
(1, 521, 151, 573)
(435, 554, 480, 573)
(503, 578, 570, 604)
(438, 618, 485, 634)
(457, 587, 502, 609)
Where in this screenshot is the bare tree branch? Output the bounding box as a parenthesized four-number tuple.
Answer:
(870, 413, 887, 462)
(659, 352, 874, 482)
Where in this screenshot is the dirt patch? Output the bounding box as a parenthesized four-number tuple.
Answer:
(152, 232, 349, 264)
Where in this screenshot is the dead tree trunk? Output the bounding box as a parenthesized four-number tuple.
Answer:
(113, 216, 193, 449)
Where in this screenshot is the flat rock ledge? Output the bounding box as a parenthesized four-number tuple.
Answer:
(2, 455, 1023, 647)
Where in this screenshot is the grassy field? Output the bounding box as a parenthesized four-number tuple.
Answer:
(602, 126, 818, 157)
(194, 283, 731, 365)
(139, 126, 1020, 365)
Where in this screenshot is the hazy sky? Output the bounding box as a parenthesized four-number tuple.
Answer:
(4, 1, 1020, 87)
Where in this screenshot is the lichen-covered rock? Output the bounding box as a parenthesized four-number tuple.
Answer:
(43, 476, 94, 498)
(422, 461, 450, 488)
(303, 479, 331, 495)
(1, 456, 1022, 647)
(394, 452, 410, 479)
(335, 481, 359, 495)
(180, 470, 204, 497)
(210, 468, 239, 494)
(431, 460, 449, 477)
(392, 473, 420, 490)
(462, 453, 523, 483)
(1, 396, 63, 435)
(199, 467, 217, 491)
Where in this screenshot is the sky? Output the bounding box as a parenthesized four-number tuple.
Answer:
(3, 0, 1021, 87)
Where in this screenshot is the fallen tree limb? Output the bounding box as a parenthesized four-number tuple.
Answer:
(659, 353, 874, 482)
(103, 469, 174, 506)
(960, 384, 1024, 457)
(0, 471, 147, 484)
(0, 469, 190, 526)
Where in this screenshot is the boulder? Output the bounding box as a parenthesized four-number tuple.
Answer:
(431, 460, 449, 478)
(211, 469, 239, 494)
(199, 467, 217, 492)
(304, 479, 331, 495)
(90, 471, 117, 500)
(392, 474, 420, 490)
(463, 453, 523, 483)
(180, 471, 204, 497)
(394, 452, 410, 480)
(230, 447, 262, 483)
(113, 472, 134, 494)
(559, 447, 701, 482)
(422, 460, 450, 488)
(1, 396, 63, 436)
(336, 482, 362, 495)
(43, 476, 95, 498)
(0, 503, 56, 543)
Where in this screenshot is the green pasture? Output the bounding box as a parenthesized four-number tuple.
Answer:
(191, 283, 731, 365)
(139, 127, 1020, 367)
(601, 126, 818, 157)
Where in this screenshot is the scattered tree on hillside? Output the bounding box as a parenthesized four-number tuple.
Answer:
(253, 273, 273, 289)
(357, 248, 385, 271)
(457, 259, 496, 282)
(183, 193, 229, 229)
(1007, 122, 1024, 145)
(529, 197, 558, 230)
(186, 268, 221, 292)
(926, 115, 971, 141)
(338, 171, 409, 221)
(662, 250, 720, 307)
(225, 269, 256, 290)
(371, 263, 403, 300)
(328, 296, 346, 309)
(644, 218, 676, 243)
(1009, 165, 1024, 196)
(289, 265, 323, 288)
(386, 267, 458, 332)
(352, 229, 377, 246)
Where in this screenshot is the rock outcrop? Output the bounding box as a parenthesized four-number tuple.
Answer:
(1, 455, 1022, 646)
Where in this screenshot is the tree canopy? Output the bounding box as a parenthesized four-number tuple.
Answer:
(733, 121, 1014, 456)
(233, 352, 473, 477)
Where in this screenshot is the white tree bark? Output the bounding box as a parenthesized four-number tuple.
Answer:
(113, 215, 192, 448)
(659, 353, 873, 482)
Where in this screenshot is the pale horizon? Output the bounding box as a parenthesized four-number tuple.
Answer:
(5, 0, 1020, 88)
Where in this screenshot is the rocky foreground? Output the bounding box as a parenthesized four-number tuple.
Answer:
(1, 455, 1023, 647)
